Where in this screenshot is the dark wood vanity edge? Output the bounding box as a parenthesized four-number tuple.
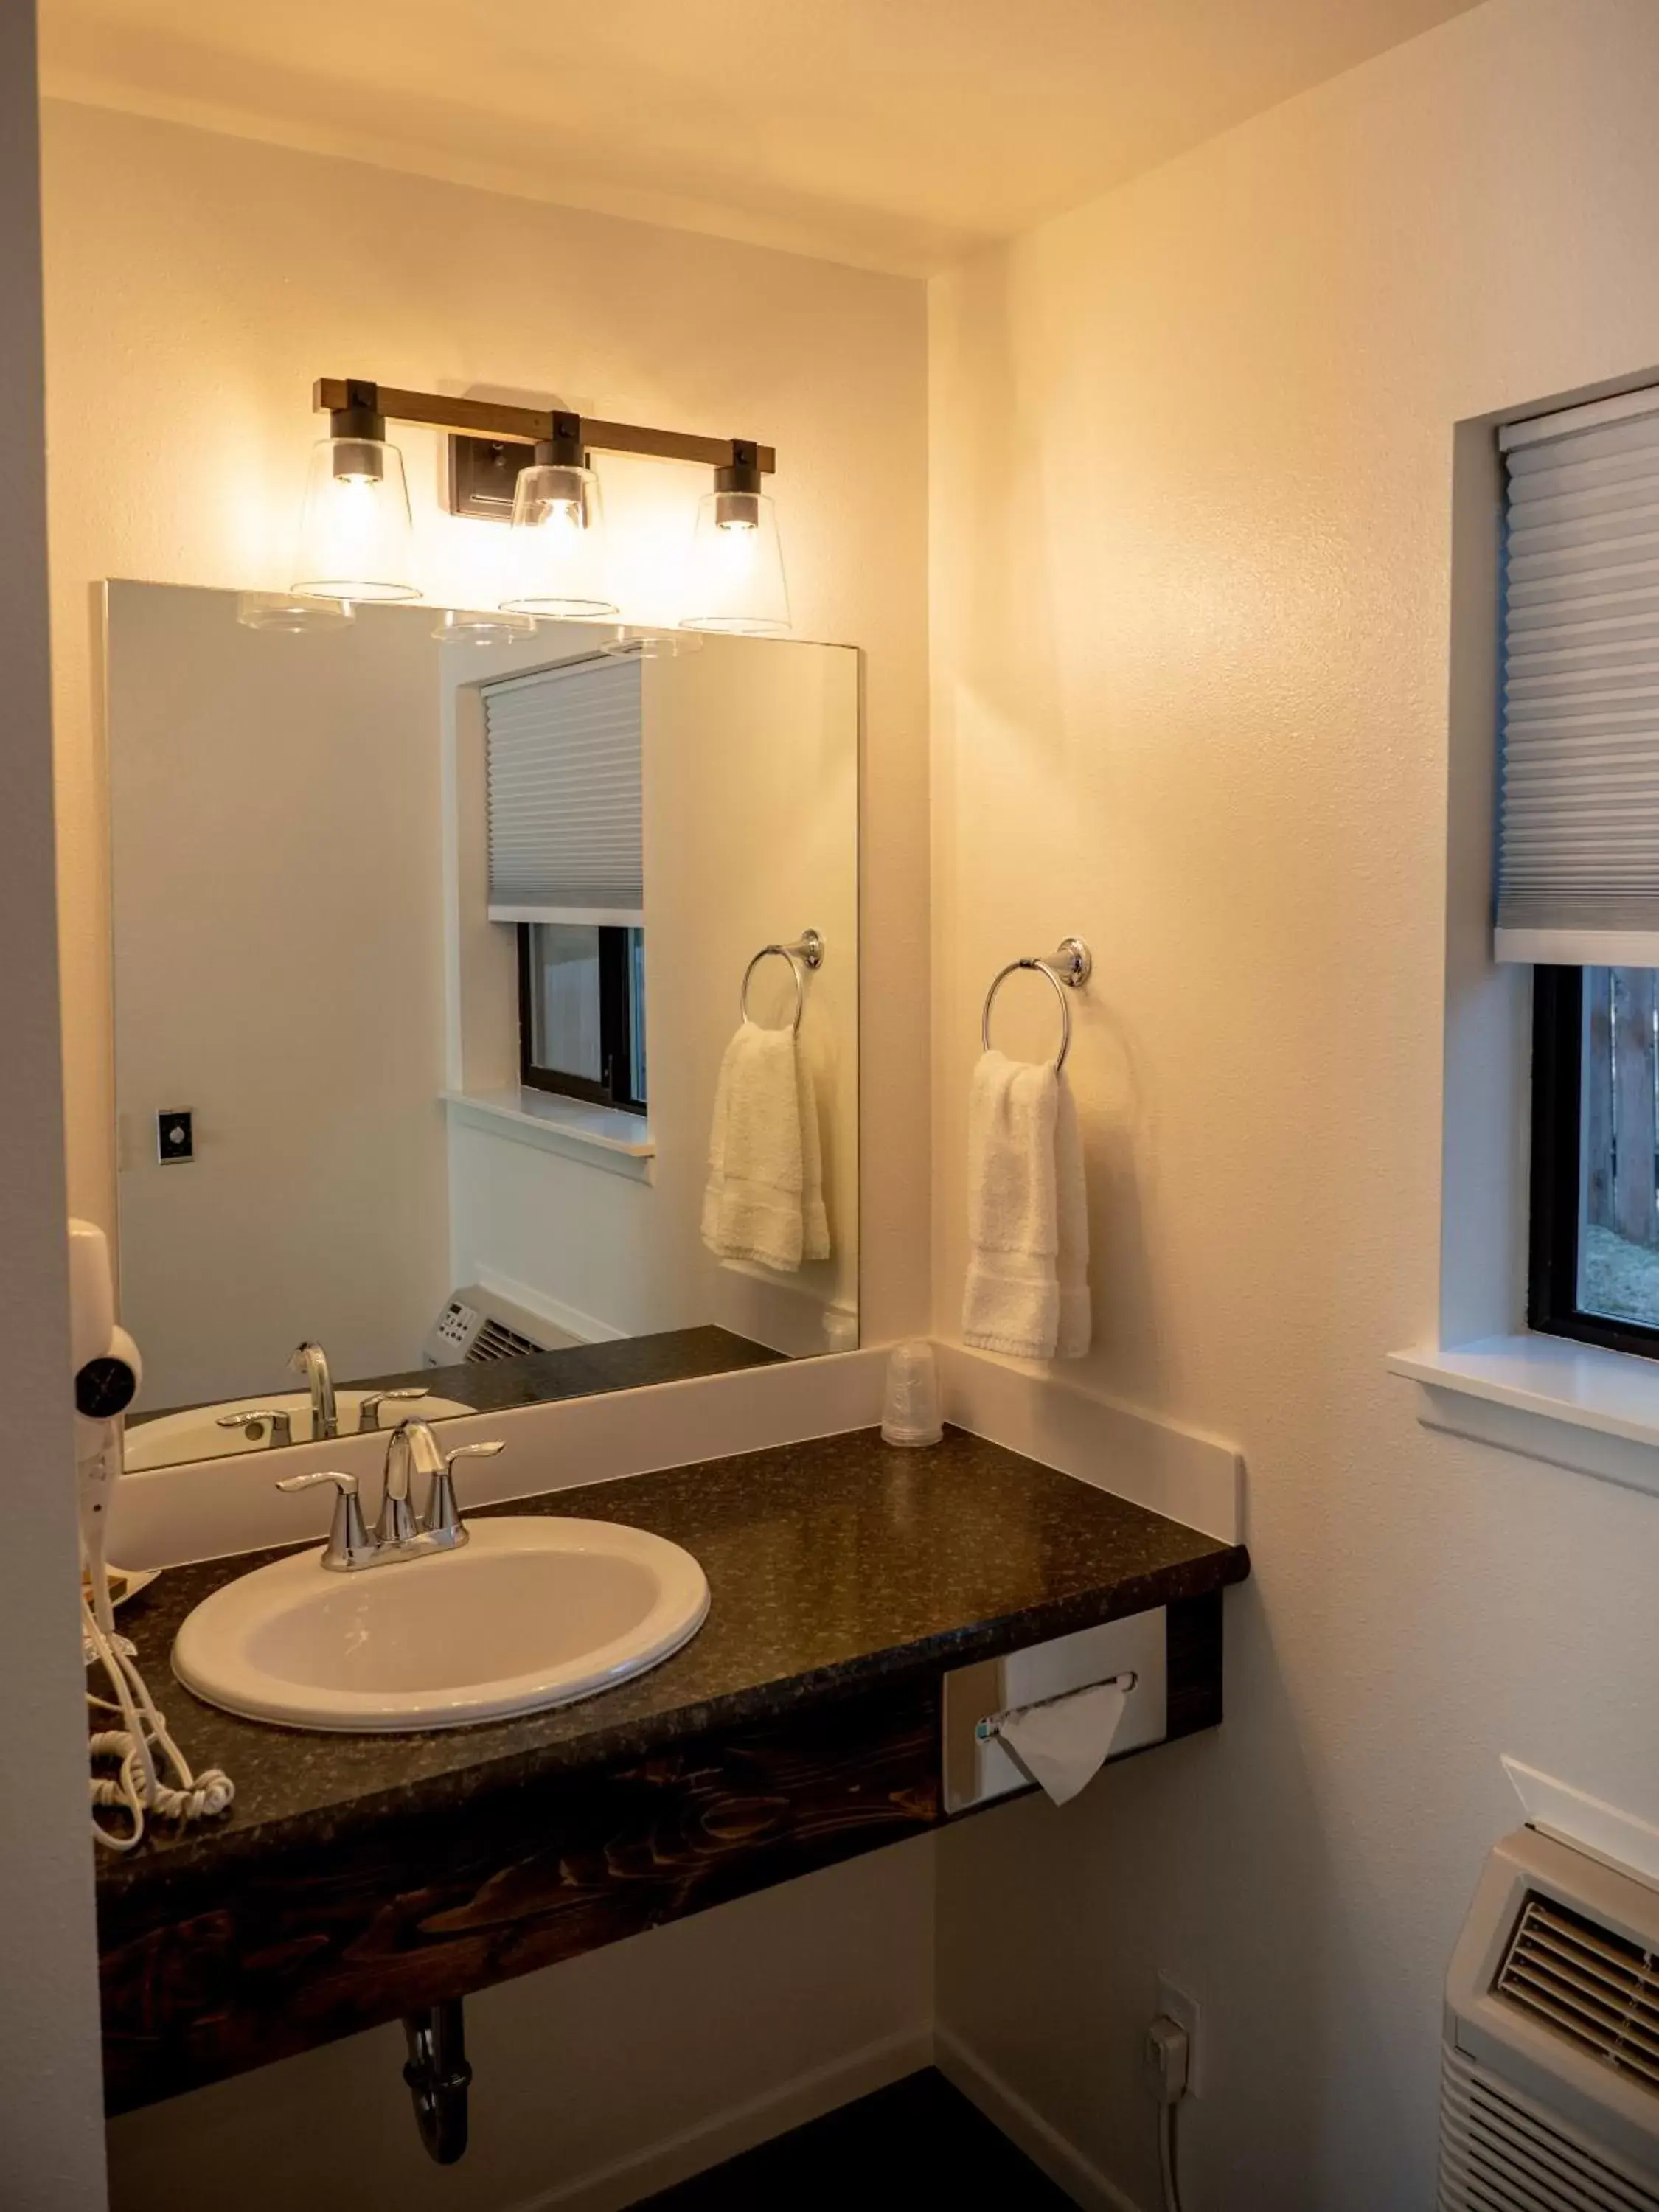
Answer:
(98, 1590, 1235, 2115)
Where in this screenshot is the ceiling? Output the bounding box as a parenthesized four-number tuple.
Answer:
(39, 0, 1486, 275)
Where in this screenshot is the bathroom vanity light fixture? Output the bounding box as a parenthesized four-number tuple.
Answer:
(292, 380, 420, 603)
(304, 380, 786, 627)
(680, 438, 791, 637)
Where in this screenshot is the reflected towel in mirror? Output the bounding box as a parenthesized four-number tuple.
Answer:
(702, 1021, 829, 1274)
(961, 1049, 1090, 1360)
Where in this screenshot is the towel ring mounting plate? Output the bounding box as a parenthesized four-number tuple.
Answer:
(981, 937, 1092, 1073)
(740, 928, 824, 1035)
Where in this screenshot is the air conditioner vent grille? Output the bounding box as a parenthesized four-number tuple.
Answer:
(1497, 1893, 1659, 2098)
(1439, 2048, 1659, 2211)
(467, 1317, 543, 1365)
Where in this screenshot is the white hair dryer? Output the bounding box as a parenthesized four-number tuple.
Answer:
(68, 1217, 142, 1630)
(69, 1217, 232, 1851)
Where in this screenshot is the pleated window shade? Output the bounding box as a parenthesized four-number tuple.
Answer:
(1497, 386, 1659, 964)
(484, 655, 643, 926)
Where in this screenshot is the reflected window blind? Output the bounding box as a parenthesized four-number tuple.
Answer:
(484, 656, 643, 926)
(1498, 386, 1659, 963)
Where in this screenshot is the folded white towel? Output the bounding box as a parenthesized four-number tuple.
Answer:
(961, 1048, 1091, 1360)
(702, 1021, 830, 1274)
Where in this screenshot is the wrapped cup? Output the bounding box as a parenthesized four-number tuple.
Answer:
(882, 1340, 943, 1447)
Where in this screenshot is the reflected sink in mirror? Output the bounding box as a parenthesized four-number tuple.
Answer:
(171, 1517, 709, 1731)
(122, 1388, 476, 1473)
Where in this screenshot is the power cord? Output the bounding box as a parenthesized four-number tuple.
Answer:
(1143, 2014, 1191, 2212)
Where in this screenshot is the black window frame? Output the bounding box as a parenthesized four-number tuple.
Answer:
(1529, 962, 1659, 1360)
(517, 922, 647, 1116)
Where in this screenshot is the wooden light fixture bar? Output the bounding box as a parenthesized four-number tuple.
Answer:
(313, 378, 776, 474)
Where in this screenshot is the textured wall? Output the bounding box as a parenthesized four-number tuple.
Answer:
(928, 2, 1659, 2203)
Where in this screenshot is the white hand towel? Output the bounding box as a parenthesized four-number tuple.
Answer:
(961, 1049, 1060, 1358)
(702, 1022, 830, 1274)
(961, 1048, 1091, 1360)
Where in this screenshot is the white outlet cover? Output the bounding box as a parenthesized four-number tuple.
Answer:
(1155, 1972, 1201, 2098)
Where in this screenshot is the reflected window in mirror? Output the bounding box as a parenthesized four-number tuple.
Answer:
(518, 922, 647, 1114)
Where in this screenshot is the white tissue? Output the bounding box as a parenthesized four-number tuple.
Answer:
(995, 1680, 1130, 1806)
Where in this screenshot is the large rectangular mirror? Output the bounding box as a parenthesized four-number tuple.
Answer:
(105, 583, 858, 1471)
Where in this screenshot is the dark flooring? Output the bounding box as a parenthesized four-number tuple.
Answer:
(628, 2069, 1077, 2209)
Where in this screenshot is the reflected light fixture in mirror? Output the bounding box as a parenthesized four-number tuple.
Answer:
(292, 378, 420, 604)
(431, 607, 537, 646)
(237, 591, 355, 633)
(680, 438, 790, 636)
(599, 625, 703, 658)
(500, 411, 618, 619)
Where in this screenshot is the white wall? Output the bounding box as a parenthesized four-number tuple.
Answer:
(107, 587, 451, 1406)
(0, 7, 110, 2203)
(928, 2, 1659, 2204)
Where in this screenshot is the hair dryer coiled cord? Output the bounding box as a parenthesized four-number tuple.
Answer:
(83, 1593, 234, 1853)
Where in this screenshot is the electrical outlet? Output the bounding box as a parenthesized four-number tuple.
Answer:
(1155, 1973, 1201, 2097)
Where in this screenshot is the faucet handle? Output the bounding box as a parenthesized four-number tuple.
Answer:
(275, 1470, 374, 1571)
(425, 1441, 506, 1548)
(356, 1387, 428, 1434)
(218, 1408, 294, 1448)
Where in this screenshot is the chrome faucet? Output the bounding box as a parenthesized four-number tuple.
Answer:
(276, 1421, 504, 1573)
(289, 1341, 338, 1441)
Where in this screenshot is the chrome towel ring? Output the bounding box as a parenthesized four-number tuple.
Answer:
(981, 938, 1093, 1073)
(740, 929, 824, 1036)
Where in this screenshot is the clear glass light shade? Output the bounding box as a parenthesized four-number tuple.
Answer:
(292, 436, 419, 602)
(237, 591, 355, 633)
(599, 625, 703, 658)
(431, 606, 536, 646)
(500, 462, 617, 619)
(680, 488, 790, 636)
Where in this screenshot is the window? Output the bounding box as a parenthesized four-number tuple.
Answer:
(1500, 388, 1659, 1357)
(1531, 967, 1659, 1352)
(482, 654, 647, 1117)
(518, 922, 647, 1113)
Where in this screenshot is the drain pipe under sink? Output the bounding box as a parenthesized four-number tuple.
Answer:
(403, 1999, 472, 2164)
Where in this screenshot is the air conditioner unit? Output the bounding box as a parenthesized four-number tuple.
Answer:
(422, 1282, 578, 1368)
(1441, 1826, 1659, 2208)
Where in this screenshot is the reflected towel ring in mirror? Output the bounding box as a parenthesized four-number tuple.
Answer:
(740, 929, 824, 1035)
(981, 938, 1093, 1074)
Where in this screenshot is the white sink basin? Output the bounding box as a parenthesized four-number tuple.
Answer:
(125, 1388, 476, 1472)
(172, 1517, 709, 1732)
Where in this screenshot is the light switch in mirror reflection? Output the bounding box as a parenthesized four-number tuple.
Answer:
(102, 582, 859, 1473)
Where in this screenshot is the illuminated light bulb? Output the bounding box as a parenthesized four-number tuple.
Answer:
(500, 414, 617, 619)
(681, 441, 790, 636)
(291, 381, 418, 602)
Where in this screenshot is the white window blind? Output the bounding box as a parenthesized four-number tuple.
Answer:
(484, 655, 643, 926)
(1497, 386, 1659, 964)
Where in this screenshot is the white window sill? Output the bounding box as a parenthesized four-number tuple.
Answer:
(442, 1089, 655, 1182)
(1388, 1334, 1659, 1498)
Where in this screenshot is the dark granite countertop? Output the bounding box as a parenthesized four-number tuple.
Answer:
(131, 1325, 786, 1431)
(96, 1427, 1248, 1902)
(338, 1324, 787, 1416)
